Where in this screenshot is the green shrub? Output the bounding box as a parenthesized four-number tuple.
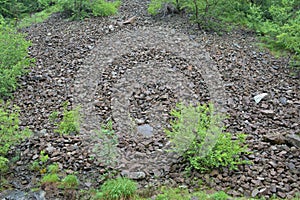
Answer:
(0, 102, 31, 173)
(92, 0, 120, 17)
(60, 174, 79, 189)
(56, 0, 120, 20)
(95, 177, 137, 200)
(244, 0, 300, 67)
(166, 103, 249, 172)
(54, 102, 80, 135)
(0, 22, 34, 97)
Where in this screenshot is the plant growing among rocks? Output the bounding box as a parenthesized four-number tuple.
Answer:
(94, 177, 137, 200)
(92, 120, 118, 167)
(166, 103, 250, 172)
(54, 102, 81, 135)
(60, 174, 79, 189)
(29, 150, 49, 174)
(60, 174, 80, 199)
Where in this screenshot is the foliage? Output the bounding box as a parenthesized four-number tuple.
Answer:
(56, 0, 120, 20)
(48, 163, 59, 174)
(54, 102, 80, 135)
(17, 5, 60, 28)
(91, 0, 120, 17)
(0, 22, 34, 97)
(30, 160, 40, 172)
(92, 120, 118, 166)
(166, 103, 249, 172)
(95, 177, 137, 200)
(60, 174, 79, 189)
(0, 0, 54, 20)
(0, 157, 9, 174)
(0, 101, 31, 173)
(209, 191, 229, 200)
(244, 0, 300, 66)
(29, 150, 49, 173)
(155, 187, 230, 200)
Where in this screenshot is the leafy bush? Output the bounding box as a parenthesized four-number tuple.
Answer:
(244, 0, 300, 67)
(166, 103, 249, 172)
(0, 22, 34, 97)
(54, 102, 80, 135)
(56, 0, 120, 20)
(0, 101, 31, 173)
(0, 0, 54, 20)
(95, 177, 137, 200)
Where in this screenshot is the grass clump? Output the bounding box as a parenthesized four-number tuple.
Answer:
(95, 177, 137, 200)
(166, 103, 250, 172)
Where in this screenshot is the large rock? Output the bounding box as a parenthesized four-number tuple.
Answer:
(0, 190, 46, 200)
(286, 134, 300, 148)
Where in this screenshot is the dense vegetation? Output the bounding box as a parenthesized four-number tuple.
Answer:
(0, 0, 120, 22)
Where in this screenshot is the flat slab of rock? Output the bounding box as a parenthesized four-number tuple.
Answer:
(0, 190, 46, 200)
(137, 124, 154, 137)
(286, 134, 300, 148)
(121, 170, 146, 180)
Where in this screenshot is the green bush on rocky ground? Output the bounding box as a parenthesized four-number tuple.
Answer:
(166, 103, 250, 172)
